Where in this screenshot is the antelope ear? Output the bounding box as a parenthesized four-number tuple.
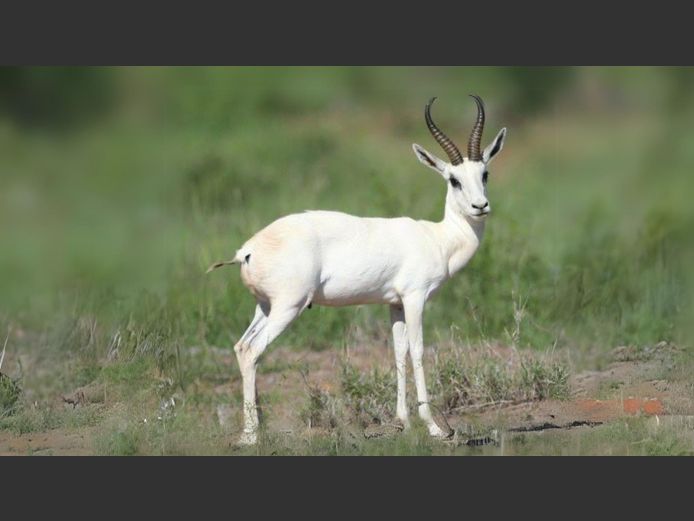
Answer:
(412, 144, 447, 177)
(483, 128, 507, 164)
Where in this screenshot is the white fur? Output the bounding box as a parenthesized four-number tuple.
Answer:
(215, 120, 507, 445)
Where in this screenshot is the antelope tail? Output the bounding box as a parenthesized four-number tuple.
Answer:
(206, 259, 240, 273)
(206, 249, 249, 273)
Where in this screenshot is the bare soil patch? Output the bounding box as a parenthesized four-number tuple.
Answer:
(0, 427, 96, 456)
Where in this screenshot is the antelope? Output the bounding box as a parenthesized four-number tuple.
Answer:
(208, 96, 507, 445)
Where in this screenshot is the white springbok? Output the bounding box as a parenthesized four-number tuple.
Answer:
(209, 96, 507, 444)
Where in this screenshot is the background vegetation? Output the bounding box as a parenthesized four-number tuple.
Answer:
(0, 67, 692, 454)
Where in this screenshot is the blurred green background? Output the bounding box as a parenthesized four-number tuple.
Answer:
(1, 67, 692, 362)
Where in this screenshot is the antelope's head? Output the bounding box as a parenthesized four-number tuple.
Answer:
(412, 96, 507, 221)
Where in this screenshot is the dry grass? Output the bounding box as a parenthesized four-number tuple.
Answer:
(431, 344, 569, 414)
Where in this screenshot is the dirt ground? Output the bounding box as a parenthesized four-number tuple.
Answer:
(0, 428, 96, 456)
(1, 341, 692, 455)
(252, 341, 693, 436)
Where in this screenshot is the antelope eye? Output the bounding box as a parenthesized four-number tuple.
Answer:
(482, 171, 489, 184)
(449, 176, 461, 189)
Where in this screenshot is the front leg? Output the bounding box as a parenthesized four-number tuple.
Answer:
(402, 295, 451, 438)
(389, 304, 409, 428)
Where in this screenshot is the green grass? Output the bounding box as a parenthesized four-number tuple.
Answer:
(0, 67, 692, 455)
(507, 418, 694, 456)
(0, 404, 103, 436)
(0, 374, 22, 417)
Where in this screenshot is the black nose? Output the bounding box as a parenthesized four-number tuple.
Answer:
(472, 201, 489, 210)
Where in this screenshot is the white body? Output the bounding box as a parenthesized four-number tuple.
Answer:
(213, 105, 507, 445)
(238, 209, 482, 309)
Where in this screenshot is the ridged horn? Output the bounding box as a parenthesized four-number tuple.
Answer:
(425, 97, 463, 166)
(467, 94, 485, 161)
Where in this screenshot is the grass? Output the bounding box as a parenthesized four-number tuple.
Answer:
(431, 345, 570, 413)
(93, 407, 227, 456)
(508, 417, 694, 456)
(0, 403, 103, 436)
(0, 374, 22, 418)
(0, 67, 692, 455)
(340, 364, 397, 426)
(299, 369, 340, 431)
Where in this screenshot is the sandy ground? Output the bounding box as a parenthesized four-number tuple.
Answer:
(0, 428, 96, 456)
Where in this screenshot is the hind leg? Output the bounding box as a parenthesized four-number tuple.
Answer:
(236, 298, 307, 445)
(234, 301, 270, 384)
(235, 302, 270, 355)
(234, 302, 269, 444)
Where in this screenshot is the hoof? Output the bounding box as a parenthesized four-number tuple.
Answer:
(236, 431, 258, 446)
(428, 423, 454, 439)
(395, 417, 411, 430)
(364, 423, 404, 439)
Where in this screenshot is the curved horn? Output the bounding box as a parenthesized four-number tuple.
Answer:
(467, 94, 485, 161)
(425, 97, 463, 165)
